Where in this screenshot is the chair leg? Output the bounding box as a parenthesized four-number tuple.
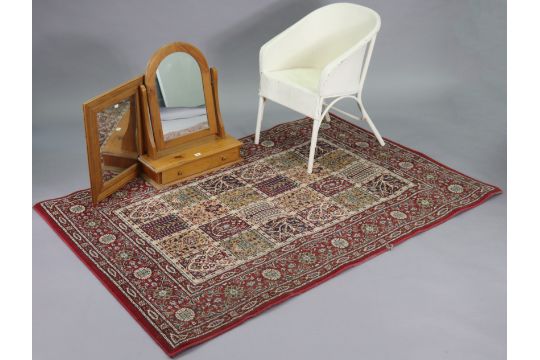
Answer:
(254, 96, 266, 145)
(307, 114, 323, 174)
(324, 113, 331, 122)
(324, 104, 332, 122)
(357, 99, 385, 146)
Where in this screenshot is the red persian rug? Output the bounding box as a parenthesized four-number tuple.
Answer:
(34, 115, 501, 356)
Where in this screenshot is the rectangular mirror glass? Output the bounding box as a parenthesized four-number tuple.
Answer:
(97, 99, 138, 182)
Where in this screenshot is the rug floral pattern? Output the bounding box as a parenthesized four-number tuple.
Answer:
(35, 115, 500, 355)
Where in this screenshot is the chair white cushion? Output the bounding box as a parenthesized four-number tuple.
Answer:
(265, 68, 320, 93)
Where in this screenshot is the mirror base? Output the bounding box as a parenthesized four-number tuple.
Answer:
(139, 133, 242, 188)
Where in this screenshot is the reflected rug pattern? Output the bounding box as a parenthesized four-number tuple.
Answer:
(34, 114, 501, 356)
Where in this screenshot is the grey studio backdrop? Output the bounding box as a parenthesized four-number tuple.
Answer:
(33, 1, 506, 359)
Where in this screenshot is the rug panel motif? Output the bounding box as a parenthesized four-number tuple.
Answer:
(114, 137, 416, 285)
(36, 115, 500, 355)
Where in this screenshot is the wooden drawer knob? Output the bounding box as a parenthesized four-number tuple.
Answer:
(177, 170, 183, 176)
(221, 156, 227, 161)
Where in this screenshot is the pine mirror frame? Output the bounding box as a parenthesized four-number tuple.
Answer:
(144, 42, 219, 151)
(82, 76, 144, 204)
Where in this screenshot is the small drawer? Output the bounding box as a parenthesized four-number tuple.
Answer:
(162, 147, 240, 184)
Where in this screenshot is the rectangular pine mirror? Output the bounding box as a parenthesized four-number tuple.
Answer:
(83, 77, 143, 204)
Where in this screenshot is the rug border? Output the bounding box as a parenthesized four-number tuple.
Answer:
(33, 114, 502, 357)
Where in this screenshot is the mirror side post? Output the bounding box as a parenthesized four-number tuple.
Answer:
(139, 84, 158, 159)
(210, 67, 226, 138)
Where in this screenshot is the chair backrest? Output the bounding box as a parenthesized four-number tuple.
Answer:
(319, 6, 381, 97)
(263, 3, 379, 69)
(260, 3, 380, 97)
(295, 3, 380, 70)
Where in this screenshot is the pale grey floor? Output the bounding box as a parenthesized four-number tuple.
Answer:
(33, 1, 506, 359)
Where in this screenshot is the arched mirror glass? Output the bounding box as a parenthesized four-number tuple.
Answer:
(155, 52, 209, 141)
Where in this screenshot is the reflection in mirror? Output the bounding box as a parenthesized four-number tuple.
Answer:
(97, 98, 138, 182)
(156, 52, 208, 141)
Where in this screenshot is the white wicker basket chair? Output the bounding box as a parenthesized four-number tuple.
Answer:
(254, 3, 385, 173)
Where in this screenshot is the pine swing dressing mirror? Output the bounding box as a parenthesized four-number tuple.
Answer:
(145, 43, 218, 148)
(83, 42, 242, 204)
